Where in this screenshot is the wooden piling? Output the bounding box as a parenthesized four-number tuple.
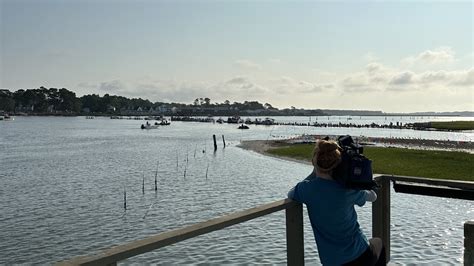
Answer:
(222, 135, 226, 148)
(465, 221, 474, 266)
(123, 189, 127, 210)
(286, 202, 304, 265)
(154, 161, 158, 192)
(372, 175, 391, 263)
(213, 135, 217, 151)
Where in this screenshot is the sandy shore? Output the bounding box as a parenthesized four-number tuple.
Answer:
(238, 136, 474, 164)
(238, 139, 312, 165)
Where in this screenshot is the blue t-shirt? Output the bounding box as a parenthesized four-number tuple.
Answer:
(288, 172, 369, 265)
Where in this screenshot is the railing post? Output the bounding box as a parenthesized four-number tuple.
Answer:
(286, 202, 304, 266)
(372, 175, 390, 263)
(465, 221, 474, 266)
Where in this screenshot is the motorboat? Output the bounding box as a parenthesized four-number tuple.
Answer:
(141, 122, 159, 129)
(227, 116, 241, 124)
(0, 112, 13, 121)
(238, 124, 249, 130)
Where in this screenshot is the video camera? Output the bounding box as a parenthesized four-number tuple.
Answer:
(329, 135, 377, 190)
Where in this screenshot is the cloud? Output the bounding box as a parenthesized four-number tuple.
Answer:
(402, 47, 455, 65)
(271, 76, 332, 94)
(234, 59, 261, 69)
(450, 68, 474, 86)
(366, 62, 385, 74)
(339, 60, 472, 93)
(216, 76, 267, 95)
(389, 71, 416, 85)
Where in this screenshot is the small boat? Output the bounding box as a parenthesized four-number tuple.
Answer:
(261, 118, 274, 125)
(154, 119, 170, 126)
(141, 122, 159, 129)
(0, 112, 14, 121)
(216, 118, 224, 124)
(238, 124, 249, 130)
(227, 116, 241, 124)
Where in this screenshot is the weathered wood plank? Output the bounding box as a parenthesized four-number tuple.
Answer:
(465, 221, 474, 266)
(393, 182, 474, 200)
(58, 199, 297, 265)
(286, 203, 304, 266)
(372, 175, 390, 263)
(388, 175, 474, 190)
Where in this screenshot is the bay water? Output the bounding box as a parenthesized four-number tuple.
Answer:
(0, 116, 472, 265)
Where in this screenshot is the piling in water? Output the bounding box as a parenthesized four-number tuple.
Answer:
(142, 173, 145, 194)
(213, 135, 217, 151)
(123, 189, 127, 210)
(222, 135, 226, 148)
(176, 151, 179, 170)
(205, 163, 209, 179)
(154, 161, 158, 191)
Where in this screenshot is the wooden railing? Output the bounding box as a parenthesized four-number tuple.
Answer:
(58, 175, 474, 266)
(57, 199, 303, 266)
(372, 175, 474, 265)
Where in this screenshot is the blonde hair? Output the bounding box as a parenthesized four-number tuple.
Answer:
(312, 139, 342, 173)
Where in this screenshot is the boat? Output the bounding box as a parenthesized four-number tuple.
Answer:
(216, 118, 224, 124)
(261, 117, 275, 125)
(227, 116, 241, 124)
(0, 112, 14, 121)
(238, 124, 249, 130)
(154, 119, 170, 126)
(141, 122, 159, 129)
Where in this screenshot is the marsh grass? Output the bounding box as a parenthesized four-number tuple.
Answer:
(429, 121, 474, 131)
(268, 144, 473, 181)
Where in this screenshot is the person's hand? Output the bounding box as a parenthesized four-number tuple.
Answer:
(365, 190, 377, 202)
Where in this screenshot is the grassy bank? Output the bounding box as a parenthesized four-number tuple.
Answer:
(429, 121, 474, 131)
(267, 144, 473, 181)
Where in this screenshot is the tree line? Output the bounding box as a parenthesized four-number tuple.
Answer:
(0, 87, 325, 116)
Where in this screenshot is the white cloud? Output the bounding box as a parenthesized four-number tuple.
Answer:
(339, 60, 472, 94)
(366, 62, 385, 74)
(79, 48, 472, 111)
(215, 76, 267, 95)
(389, 71, 416, 85)
(234, 59, 261, 69)
(402, 47, 455, 65)
(271, 76, 332, 94)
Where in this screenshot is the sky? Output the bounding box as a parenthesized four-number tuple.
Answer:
(1, 0, 473, 113)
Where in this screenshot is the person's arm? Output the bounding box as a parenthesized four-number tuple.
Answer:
(287, 187, 296, 199)
(354, 190, 377, 206)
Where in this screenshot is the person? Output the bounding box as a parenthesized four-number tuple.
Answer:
(287, 139, 386, 266)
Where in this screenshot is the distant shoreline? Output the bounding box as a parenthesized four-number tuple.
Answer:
(5, 113, 473, 117)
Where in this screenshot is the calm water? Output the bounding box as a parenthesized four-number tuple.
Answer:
(0, 116, 472, 265)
